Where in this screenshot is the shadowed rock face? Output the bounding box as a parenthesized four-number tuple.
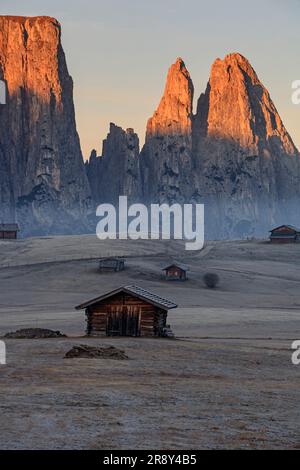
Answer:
(0, 16, 91, 236)
(192, 53, 300, 238)
(140, 58, 194, 203)
(85, 123, 140, 205)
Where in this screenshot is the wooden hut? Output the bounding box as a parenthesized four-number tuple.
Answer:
(0, 224, 19, 240)
(162, 262, 188, 281)
(75, 285, 177, 337)
(99, 257, 125, 272)
(270, 225, 300, 244)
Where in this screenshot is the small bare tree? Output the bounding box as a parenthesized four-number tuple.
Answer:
(203, 272, 220, 289)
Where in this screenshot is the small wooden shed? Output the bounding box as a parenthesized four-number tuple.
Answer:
(163, 262, 189, 281)
(270, 225, 300, 244)
(0, 223, 19, 240)
(75, 285, 177, 337)
(99, 257, 125, 272)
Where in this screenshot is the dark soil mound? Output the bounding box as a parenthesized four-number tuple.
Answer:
(4, 328, 66, 339)
(65, 344, 128, 360)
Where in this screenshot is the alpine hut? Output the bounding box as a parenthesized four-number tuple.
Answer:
(0, 223, 19, 240)
(163, 262, 189, 281)
(75, 285, 177, 337)
(269, 225, 300, 244)
(99, 257, 125, 272)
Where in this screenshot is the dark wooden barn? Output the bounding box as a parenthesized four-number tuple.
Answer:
(270, 225, 300, 244)
(163, 262, 188, 281)
(0, 224, 19, 240)
(75, 285, 177, 337)
(99, 257, 125, 272)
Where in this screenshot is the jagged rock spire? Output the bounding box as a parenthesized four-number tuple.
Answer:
(146, 57, 194, 138)
(192, 52, 300, 238)
(193, 52, 298, 157)
(141, 58, 194, 203)
(85, 123, 140, 205)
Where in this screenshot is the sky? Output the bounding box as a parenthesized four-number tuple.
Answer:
(1, 0, 300, 159)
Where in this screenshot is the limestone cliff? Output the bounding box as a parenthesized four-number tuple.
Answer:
(0, 16, 91, 236)
(3, 19, 296, 242)
(85, 123, 140, 205)
(192, 53, 300, 238)
(88, 53, 300, 239)
(140, 58, 194, 203)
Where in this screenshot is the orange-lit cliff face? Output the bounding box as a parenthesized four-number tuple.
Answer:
(146, 57, 194, 138)
(86, 52, 300, 238)
(0, 16, 63, 105)
(140, 58, 194, 203)
(84, 51, 300, 238)
(0, 16, 91, 235)
(193, 53, 298, 156)
(1, 15, 298, 238)
(192, 53, 300, 238)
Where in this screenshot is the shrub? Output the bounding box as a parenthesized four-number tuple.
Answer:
(203, 272, 220, 289)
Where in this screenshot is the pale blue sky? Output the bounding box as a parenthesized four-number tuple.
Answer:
(2, 0, 300, 158)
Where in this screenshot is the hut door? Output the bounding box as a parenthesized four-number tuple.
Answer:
(124, 306, 141, 337)
(106, 306, 141, 337)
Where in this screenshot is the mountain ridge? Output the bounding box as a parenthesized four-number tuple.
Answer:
(86, 52, 300, 238)
(0, 15, 298, 239)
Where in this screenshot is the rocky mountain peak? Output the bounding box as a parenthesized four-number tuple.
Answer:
(213, 52, 259, 81)
(191, 52, 300, 238)
(146, 57, 194, 138)
(0, 16, 63, 105)
(139, 58, 194, 203)
(0, 15, 91, 235)
(85, 122, 140, 205)
(194, 52, 298, 157)
(1, 17, 295, 240)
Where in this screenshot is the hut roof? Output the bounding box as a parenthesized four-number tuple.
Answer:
(270, 225, 300, 233)
(75, 285, 177, 311)
(162, 262, 189, 272)
(0, 223, 19, 231)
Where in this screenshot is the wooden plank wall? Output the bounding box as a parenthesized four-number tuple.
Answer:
(86, 292, 167, 337)
(166, 267, 186, 281)
(0, 231, 17, 239)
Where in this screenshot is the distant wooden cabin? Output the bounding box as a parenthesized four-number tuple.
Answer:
(99, 257, 125, 272)
(75, 285, 177, 337)
(270, 225, 300, 244)
(163, 262, 188, 281)
(0, 224, 19, 240)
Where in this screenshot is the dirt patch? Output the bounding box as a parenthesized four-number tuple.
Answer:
(65, 344, 128, 360)
(4, 328, 66, 339)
